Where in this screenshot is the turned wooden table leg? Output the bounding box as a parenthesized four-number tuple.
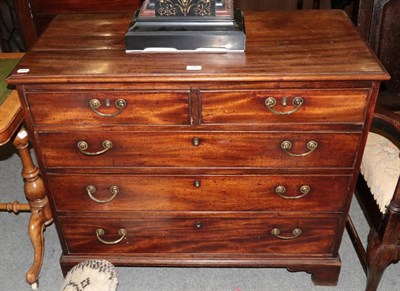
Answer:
(12, 128, 53, 285)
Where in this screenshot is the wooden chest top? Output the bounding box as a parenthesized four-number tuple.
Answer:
(8, 10, 389, 85)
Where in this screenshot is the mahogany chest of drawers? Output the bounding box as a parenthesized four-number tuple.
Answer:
(8, 10, 389, 286)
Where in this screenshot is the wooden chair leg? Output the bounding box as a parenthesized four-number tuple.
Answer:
(346, 216, 367, 274)
(365, 228, 397, 291)
(298, 0, 320, 9)
(297, 0, 304, 9)
(12, 128, 53, 286)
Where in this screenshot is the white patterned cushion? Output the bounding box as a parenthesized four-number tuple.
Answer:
(61, 259, 118, 291)
(360, 132, 400, 213)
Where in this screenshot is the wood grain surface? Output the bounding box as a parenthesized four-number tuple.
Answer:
(8, 11, 389, 85)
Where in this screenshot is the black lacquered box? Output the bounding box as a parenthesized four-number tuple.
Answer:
(125, 0, 246, 52)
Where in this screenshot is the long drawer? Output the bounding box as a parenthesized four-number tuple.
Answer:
(49, 174, 350, 212)
(201, 89, 369, 124)
(60, 215, 339, 255)
(38, 131, 361, 168)
(25, 91, 190, 126)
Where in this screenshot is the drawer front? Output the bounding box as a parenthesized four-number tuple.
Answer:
(39, 131, 360, 168)
(60, 216, 338, 255)
(26, 91, 190, 125)
(201, 90, 369, 124)
(49, 174, 349, 212)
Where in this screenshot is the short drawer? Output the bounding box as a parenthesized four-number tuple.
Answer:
(60, 215, 338, 255)
(26, 91, 190, 125)
(38, 131, 361, 168)
(49, 174, 350, 212)
(201, 89, 369, 124)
